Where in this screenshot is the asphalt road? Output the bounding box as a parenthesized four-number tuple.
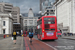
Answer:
(33, 35, 75, 50)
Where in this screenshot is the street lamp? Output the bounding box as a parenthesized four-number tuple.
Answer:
(39, 11, 42, 17)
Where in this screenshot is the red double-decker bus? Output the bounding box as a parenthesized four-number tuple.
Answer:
(37, 16, 58, 40)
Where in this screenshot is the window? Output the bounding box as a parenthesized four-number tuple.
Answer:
(5, 4, 13, 7)
(14, 19, 17, 22)
(29, 20, 33, 25)
(3, 21, 5, 26)
(37, 19, 42, 25)
(25, 23, 27, 26)
(44, 21, 55, 24)
(25, 20, 27, 23)
(46, 7, 52, 9)
(28, 17, 33, 19)
(35, 21, 37, 25)
(50, 10, 53, 12)
(50, 10, 55, 14)
(44, 18, 55, 24)
(29, 20, 33, 23)
(3, 29, 5, 34)
(25, 17, 28, 19)
(44, 18, 55, 20)
(63, 29, 68, 31)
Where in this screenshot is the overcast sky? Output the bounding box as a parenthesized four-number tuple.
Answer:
(0, 0, 55, 13)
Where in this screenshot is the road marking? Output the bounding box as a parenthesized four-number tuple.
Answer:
(24, 37, 29, 50)
(34, 38, 57, 50)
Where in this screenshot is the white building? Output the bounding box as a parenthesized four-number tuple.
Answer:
(0, 13, 13, 34)
(41, 0, 55, 16)
(54, 0, 75, 33)
(23, 8, 38, 33)
(28, 8, 34, 17)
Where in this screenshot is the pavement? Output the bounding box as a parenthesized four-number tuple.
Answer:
(0, 36, 23, 50)
(61, 35, 75, 40)
(0, 37, 4, 40)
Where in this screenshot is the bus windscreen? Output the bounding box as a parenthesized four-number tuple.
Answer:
(44, 18, 55, 24)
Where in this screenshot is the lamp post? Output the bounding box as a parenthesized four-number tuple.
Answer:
(39, 11, 42, 17)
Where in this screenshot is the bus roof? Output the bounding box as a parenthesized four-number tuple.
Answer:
(37, 16, 56, 22)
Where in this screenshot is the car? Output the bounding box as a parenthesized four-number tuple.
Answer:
(57, 30, 62, 37)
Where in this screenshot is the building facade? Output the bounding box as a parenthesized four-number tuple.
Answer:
(23, 8, 38, 33)
(12, 7, 23, 32)
(12, 7, 20, 23)
(40, 0, 55, 16)
(0, 2, 13, 13)
(54, 0, 75, 33)
(0, 13, 13, 34)
(20, 14, 23, 30)
(40, 0, 46, 11)
(0, 2, 21, 23)
(0, 2, 23, 33)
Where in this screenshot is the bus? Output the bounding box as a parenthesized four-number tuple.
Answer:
(37, 16, 58, 40)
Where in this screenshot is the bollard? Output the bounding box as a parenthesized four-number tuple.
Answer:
(4, 35, 6, 38)
(7, 35, 9, 37)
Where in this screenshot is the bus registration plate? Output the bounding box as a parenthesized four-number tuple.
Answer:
(47, 33, 53, 36)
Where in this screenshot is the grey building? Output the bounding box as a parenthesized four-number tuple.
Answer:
(13, 14, 23, 33)
(23, 8, 38, 33)
(11, 7, 20, 23)
(0, 2, 13, 13)
(12, 7, 23, 32)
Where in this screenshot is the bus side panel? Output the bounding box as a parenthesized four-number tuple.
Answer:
(37, 24, 42, 40)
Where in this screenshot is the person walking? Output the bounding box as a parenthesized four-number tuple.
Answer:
(12, 30, 17, 44)
(21, 30, 23, 36)
(29, 31, 33, 44)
